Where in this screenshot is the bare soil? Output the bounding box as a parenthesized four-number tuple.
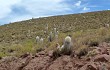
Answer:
(0, 42, 110, 70)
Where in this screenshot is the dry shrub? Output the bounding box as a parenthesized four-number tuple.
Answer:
(52, 49, 61, 59)
(87, 49, 98, 57)
(76, 45, 88, 59)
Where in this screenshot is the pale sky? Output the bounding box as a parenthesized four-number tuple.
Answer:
(0, 0, 110, 25)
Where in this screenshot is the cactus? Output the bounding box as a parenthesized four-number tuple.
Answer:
(53, 28, 59, 41)
(55, 34, 58, 41)
(48, 32, 53, 42)
(27, 30, 31, 37)
(40, 37, 44, 45)
(45, 24, 48, 34)
(61, 36, 73, 55)
(44, 31, 47, 34)
(56, 31, 59, 35)
(36, 36, 40, 43)
(64, 36, 72, 48)
(54, 28, 57, 36)
(105, 24, 109, 28)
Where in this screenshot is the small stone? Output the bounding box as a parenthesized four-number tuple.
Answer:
(94, 54, 110, 62)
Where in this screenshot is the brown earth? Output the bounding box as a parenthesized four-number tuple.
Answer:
(0, 42, 110, 70)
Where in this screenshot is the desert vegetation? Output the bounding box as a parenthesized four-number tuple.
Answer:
(0, 10, 110, 57)
(0, 10, 110, 70)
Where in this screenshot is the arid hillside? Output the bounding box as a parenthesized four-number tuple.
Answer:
(0, 10, 110, 44)
(0, 10, 110, 70)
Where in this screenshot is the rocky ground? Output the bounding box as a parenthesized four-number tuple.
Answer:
(0, 42, 110, 70)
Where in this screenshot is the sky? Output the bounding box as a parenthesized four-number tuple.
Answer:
(0, 0, 110, 25)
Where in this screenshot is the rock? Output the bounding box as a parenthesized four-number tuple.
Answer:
(94, 54, 110, 62)
(48, 55, 74, 70)
(18, 56, 32, 70)
(23, 55, 50, 70)
(95, 47, 109, 55)
(35, 51, 46, 57)
(86, 64, 97, 70)
(75, 62, 84, 68)
(48, 50, 53, 57)
(101, 48, 109, 55)
(79, 62, 97, 70)
(85, 57, 91, 61)
(99, 42, 109, 48)
(35, 53, 40, 57)
(20, 52, 30, 58)
(107, 66, 110, 70)
(38, 51, 46, 55)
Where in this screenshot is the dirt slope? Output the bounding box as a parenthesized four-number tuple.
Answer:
(0, 42, 110, 70)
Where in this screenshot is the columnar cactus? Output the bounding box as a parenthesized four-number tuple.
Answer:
(27, 30, 31, 37)
(45, 24, 48, 33)
(36, 36, 40, 43)
(54, 24, 56, 27)
(64, 36, 72, 48)
(40, 37, 44, 45)
(48, 32, 53, 42)
(54, 28, 57, 36)
(53, 28, 59, 41)
(55, 34, 58, 41)
(61, 36, 72, 55)
(44, 31, 47, 35)
(56, 31, 59, 35)
(105, 24, 109, 28)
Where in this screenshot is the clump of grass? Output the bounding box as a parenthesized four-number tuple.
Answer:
(52, 47, 61, 59)
(104, 37, 110, 43)
(98, 27, 108, 36)
(87, 50, 98, 57)
(73, 27, 110, 48)
(0, 52, 8, 57)
(87, 39, 99, 47)
(76, 45, 88, 59)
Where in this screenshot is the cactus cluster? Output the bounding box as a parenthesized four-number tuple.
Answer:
(60, 36, 73, 55)
(35, 24, 59, 48)
(36, 36, 44, 45)
(53, 36, 73, 57)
